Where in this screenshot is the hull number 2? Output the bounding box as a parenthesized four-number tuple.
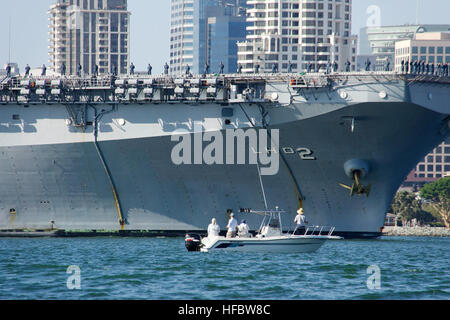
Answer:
(282, 147, 316, 160)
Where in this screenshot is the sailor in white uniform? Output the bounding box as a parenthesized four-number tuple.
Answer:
(226, 212, 238, 238)
(207, 218, 220, 238)
(294, 208, 309, 235)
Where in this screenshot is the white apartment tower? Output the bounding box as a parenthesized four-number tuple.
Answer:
(238, 0, 357, 73)
(170, 0, 195, 75)
(49, 0, 131, 76)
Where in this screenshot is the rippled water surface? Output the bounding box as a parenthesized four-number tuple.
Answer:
(0, 236, 448, 300)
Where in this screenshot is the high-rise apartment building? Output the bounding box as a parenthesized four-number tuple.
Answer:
(170, 0, 249, 75)
(237, 0, 357, 73)
(48, 0, 131, 76)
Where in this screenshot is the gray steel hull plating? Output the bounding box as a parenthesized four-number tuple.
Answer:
(0, 100, 447, 237)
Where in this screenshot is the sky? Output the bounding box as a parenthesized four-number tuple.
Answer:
(1, 0, 450, 73)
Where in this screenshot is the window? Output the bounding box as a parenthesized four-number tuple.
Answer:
(428, 47, 435, 54)
(412, 46, 418, 54)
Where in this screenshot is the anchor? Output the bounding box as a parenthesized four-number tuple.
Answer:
(339, 170, 371, 197)
(339, 159, 371, 197)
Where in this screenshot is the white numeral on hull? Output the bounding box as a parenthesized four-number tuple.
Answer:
(282, 147, 317, 160)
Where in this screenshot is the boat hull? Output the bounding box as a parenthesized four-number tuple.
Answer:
(201, 236, 331, 253)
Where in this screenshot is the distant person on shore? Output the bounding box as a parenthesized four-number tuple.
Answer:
(237, 64, 242, 74)
(294, 208, 309, 235)
(164, 62, 169, 75)
(207, 218, 220, 238)
(226, 212, 238, 238)
(219, 61, 224, 74)
(130, 62, 135, 75)
(41, 64, 47, 76)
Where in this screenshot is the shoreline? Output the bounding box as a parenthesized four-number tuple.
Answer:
(382, 226, 450, 237)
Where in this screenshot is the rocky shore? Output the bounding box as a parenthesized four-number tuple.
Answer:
(382, 226, 450, 237)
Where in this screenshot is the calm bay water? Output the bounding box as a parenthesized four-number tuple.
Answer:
(0, 236, 448, 300)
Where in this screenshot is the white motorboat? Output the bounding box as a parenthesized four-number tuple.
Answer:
(185, 208, 342, 253)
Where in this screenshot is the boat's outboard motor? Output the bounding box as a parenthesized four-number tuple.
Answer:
(185, 233, 202, 252)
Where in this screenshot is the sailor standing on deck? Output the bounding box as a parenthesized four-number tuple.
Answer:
(208, 218, 220, 238)
(147, 64, 152, 75)
(294, 208, 309, 235)
(5, 64, 11, 77)
(164, 63, 169, 75)
(226, 212, 238, 238)
(24, 64, 30, 78)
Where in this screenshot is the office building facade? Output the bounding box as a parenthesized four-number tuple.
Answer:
(48, 0, 131, 76)
(360, 25, 450, 71)
(394, 32, 450, 72)
(170, 0, 249, 75)
(403, 137, 450, 188)
(237, 0, 357, 73)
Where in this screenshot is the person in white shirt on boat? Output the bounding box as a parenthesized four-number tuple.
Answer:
(237, 220, 251, 238)
(294, 208, 309, 235)
(207, 218, 220, 238)
(226, 212, 238, 238)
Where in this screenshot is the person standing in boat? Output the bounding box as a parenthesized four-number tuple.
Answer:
(237, 220, 251, 238)
(207, 218, 220, 238)
(294, 208, 309, 235)
(226, 212, 238, 238)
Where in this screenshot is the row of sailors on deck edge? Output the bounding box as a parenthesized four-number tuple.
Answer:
(400, 60, 450, 76)
(207, 208, 309, 239)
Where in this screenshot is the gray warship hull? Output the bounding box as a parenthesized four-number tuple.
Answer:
(0, 73, 449, 238)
